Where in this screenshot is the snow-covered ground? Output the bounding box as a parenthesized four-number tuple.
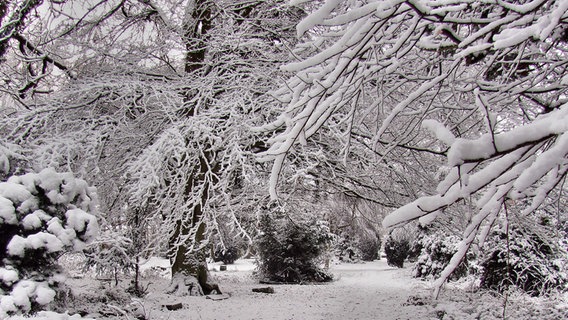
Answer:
(139, 260, 432, 320)
(12, 258, 568, 319)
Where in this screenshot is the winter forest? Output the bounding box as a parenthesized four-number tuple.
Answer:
(0, 0, 567, 319)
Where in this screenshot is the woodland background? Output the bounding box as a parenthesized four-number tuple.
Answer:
(0, 0, 567, 318)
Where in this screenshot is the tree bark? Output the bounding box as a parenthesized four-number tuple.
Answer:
(169, 161, 223, 295)
(169, 211, 211, 295)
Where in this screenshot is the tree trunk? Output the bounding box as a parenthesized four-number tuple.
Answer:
(165, 0, 220, 296)
(169, 211, 224, 295)
(167, 167, 222, 294)
(168, 213, 216, 296)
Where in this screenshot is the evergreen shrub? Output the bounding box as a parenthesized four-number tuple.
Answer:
(413, 233, 468, 280)
(480, 225, 567, 296)
(0, 168, 99, 317)
(384, 227, 415, 268)
(358, 235, 381, 261)
(255, 213, 333, 283)
(384, 235, 410, 268)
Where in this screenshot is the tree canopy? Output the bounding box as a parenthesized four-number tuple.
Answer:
(257, 0, 567, 293)
(0, 0, 566, 310)
(1, 0, 303, 296)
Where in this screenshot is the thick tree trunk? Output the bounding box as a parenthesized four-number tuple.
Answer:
(167, 0, 238, 297)
(168, 174, 222, 295)
(165, 0, 214, 297)
(168, 215, 220, 296)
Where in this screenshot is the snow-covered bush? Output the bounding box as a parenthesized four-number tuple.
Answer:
(84, 230, 133, 285)
(407, 235, 423, 263)
(414, 233, 468, 280)
(336, 233, 381, 262)
(0, 141, 24, 181)
(335, 235, 362, 263)
(0, 168, 99, 317)
(384, 228, 412, 268)
(358, 234, 381, 261)
(213, 246, 239, 265)
(255, 213, 334, 283)
(480, 224, 568, 296)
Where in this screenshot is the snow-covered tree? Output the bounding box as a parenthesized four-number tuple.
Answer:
(0, 164, 99, 317)
(1, 0, 303, 296)
(257, 0, 568, 295)
(255, 205, 334, 283)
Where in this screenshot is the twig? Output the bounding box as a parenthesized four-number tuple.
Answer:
(503, 202, 511, 320)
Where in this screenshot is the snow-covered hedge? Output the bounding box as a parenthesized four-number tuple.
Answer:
(384, 228, 413, 268)
(481, 224, 568, 296)
(0, 168, 99, 318)
(413, 233, 468, 280)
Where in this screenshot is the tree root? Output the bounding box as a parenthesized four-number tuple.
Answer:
(167, 273, 203, 296)
(166, 272, 222, 296)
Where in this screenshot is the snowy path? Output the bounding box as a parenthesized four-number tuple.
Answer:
(62, 258, 567, 319)
(142, 260, 433, 320)
(322, 262, 430, 319)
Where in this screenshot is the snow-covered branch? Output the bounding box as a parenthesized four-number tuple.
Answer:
(258, 0, 568, 292)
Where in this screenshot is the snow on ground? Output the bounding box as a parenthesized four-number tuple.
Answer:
(15, 258, 568, 320)
(132, 259, 433, 320)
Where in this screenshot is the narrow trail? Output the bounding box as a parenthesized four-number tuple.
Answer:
(143, 260, 434, 320)
(322, 261, 432, 320)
